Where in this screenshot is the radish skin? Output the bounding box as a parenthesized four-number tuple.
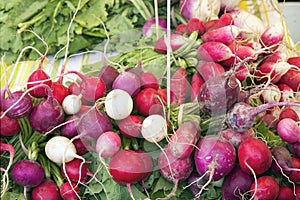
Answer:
(141, 114, 168, 143)
(197, 41, 233, 62)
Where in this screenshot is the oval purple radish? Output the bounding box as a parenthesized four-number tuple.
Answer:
(112, 71, 141, 97)
(2, 91, 33, 119)
(60, 115, 78, 138)
(99, 65, 119, 92)
(12, 160, 45, 188)
(194, 135, 236, 181)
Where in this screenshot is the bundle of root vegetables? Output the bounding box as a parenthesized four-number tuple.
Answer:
(1, 0, 300, 199)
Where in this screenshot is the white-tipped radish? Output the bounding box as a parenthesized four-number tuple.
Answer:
(62, 94, 82, 115)
(261, 85, 281, 103)
(105, 89, 133, 120)
(45, 136, 78, 164)
(141, 114, 168, 143)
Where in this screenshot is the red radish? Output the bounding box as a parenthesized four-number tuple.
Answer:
(31, 179, 60, 200)
(278, 83, 295, 102)
(219, 128, 254, 148)
(279, 107, 299, 121)
(72, 139, 88, 156)
(271, 146, 293, 175)
(198, 73, 240, 114)
(258, 113, 278, 130)
(250, 176, 279, 200)
(287, 56, 300, 69)
(277, 118, 300, 143)
(27, 68, 52, 98)
(1, 91, 33, 119)
(221, 166, 254, 200)
(67, 71, 106, 102)
(157, 87, 168, 106)
(197, 41, 233, 62)
(260, 23, 284, 49)
(12, 160, 45, 188)
(260, 84, 281, 103)
(118, 115, 142, 138)
(190, 72, 204, 102)
(210, 13, 234, 30)
(137, 150, 153, 181)
(141, 114, 168, 143)
(196, 60, 225, 81)
(204, 19, 219, 31)
(139, 72, 159, 90)
(288, 157, 300, 182)
(255, 61, 291, 83)
(142, 18, 167, 38)
(112, 71, 141, 97)
(68, 82, 91, 105)
(226, 101, 300, 133)
(154, 34, 188, 54)
(170, 67, 188, 106)
(29, 85, 64, 134)
(202, 25, 239, 44)
(104, 89, 133, 120)
(238, 137, 272, 175)
(95, 131, 121, 158)
(135, 88, 163, 116)
(62, 158, 88, 183)
(60, 116, 78, 139)
(186, 17, 205, 36)
(277, 186, 295, 200)
(59, 181, 80, 200)
(167, 121, 200, 159)
(278, 68, 300, 91)
(0, 112, 20, 136)
(176, 23, 187, 35)
(51, 82, 69, 105)
(194, 135, 236, 181)
(296, 185, 300, 199)
(77, 107, 112, 140)
(261, 51, 287, 64)
(99, 65, 119, 92)
(235, 64, 249, 82)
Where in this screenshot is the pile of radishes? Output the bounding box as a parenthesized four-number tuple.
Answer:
(1, 0, 300, 199)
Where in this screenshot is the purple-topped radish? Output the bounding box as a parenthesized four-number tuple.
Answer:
(226, 101, 300, 133)
(142, 18, 167, 38)
(112, 71, 141, 97)
(277, 118, 300, 143)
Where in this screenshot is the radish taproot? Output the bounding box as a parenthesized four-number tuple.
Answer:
(141, 114, 168, 143)
(95, 131, 121, 158)
(31, 179, 60, 200)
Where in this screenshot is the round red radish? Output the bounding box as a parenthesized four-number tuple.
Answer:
(96, 131, 121, 158)
(73, 139, 88, 156)
(279, 107, 299, 121)
(27, 69, 52, 98)
(238, 137, 272, 175)
(0, 112, 20, 137)
(289, 157, 300, 182)
(68, 82, 91, 105)
(51, 82, 69, 105)
(118, 115, 142, 138)
(277, 186, 295, 200)
(59, 181, 80, 200)
(31, 179, 60, 200)
(139, 72, 159, 90)
(62, 158, 88, 182)
(99, 65, 119, 92)
(80, 76, 106, 102)
(250, 176, 279, 200)
(176, 23, 187, 35)
(186, 17, 205, 36)
(135, 88, 163, 116)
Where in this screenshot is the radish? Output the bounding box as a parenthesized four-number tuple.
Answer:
(59, 181, 80, 200)
(104, 89, 133, 120)
(202, 25, 240, 44)
(139, 72, 159, 90)
(176, 23, 187, 35)
(1, 91, 33, 119)
(99, 65, 120, 92)
(31, 179, 60, 200)
(271, 146, 293, 175)
(277, 186, 296, 200)
(194, 135, 236, 181)
(260, 23, 284, 49)
(278, 68, 300, 92)
(287, 56, 300, 69)
(198, 73, 240, 114)
(27, 68, 52, 98)
(167, 121, 201, 159)
(226, 101, 300, 133)
(118, 115, 142, 138)
(277, 118, 300, 143)
(72, 139, 88, 156)
(260, 84, 281, 103)
(142, 18, 167, 38)
(135, 88, 163, 116)
(51, 82, 70, 105)
(61, 158, 88, 183)
(196, 60, 225, 81)
(278, 83, 295, 102)
(0, 112, 20, 137)
(238, 137, 272, 175)
(190, 72, 204, 102)
(219, 128, 254, 148)
(279, 107, 299, 121)
(170, 67, 188, 106)
(186, 173, 205, 200)
(221, 166, 254, 200)
(77, 107, 112, 140)
(186, 17, 205, 36)
(12, 160, 45, 188)
(250, 176, 280, 200)
(141, 114, 168, 143)
(112, 71, 141, 97)
(206, 13, 233, 31)
(45, 136, 79, 164)
(154, 34, 188, 54)
(68, 82, 91, 105)
(60, 116, 79, 139)
(197, 41, 233, 62)
(62, 94, 82, 115)
(289, 157, 300, 182)
(29, 84, 64, 134)
(95, 131, 121, 158)
(291, 142, 300, 158)
(255, 61, 291, 84)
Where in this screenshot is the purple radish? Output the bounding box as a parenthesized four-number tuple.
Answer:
(60, 116, 78, 139)
(1, 91, 33, 119)
(99, 65, 119, 92)
(112, 71, 141, 97)
(187, 173, 206, 200)
(221, 166, 254, 200)
(196, 60, 225, 81)
(277, 186, 296, 200)
(271, 146, 293, 175)
(277, 118, 300, 143)
(226, 101, 300, 133)
(142, 18, 167, 38)
(194, 135, 236, 181)
(12, 160, 45, 188)
(96, 131, 121, 158)
(29, 84, 64, 134)
(291, 142, 300, 158)
(31, 179, 60, 200)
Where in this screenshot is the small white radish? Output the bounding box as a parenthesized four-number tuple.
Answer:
(141, 114, 168, 143)
(105, 89, 133, 120)
(261, 85, 281, 103)
(62, 94, 82, 115)
(45, 136, 78, 164)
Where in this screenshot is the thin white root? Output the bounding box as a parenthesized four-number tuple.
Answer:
(245, 161, 257, 200)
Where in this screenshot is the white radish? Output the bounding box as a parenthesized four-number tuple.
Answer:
(45, 136, 78, 164)
(261, 85, 281, 103)
(62, 94, 82, 115)
(105, 89, 133, 120)
(141, 114, 168, 143)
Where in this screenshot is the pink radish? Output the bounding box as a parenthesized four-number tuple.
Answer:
(31, 179, 60, 200)
(277, 186, 295, 200)
(118, 115, 142, 138)
(277, 118, 300, 143)
(170, 67, 188, 106)
(197, 41, 233, 62)
(279, 107, 299, 121)
(238, 137, 272, 175)
(190, 72, 204, 102)
(139, 72, 159, 90)
(287, 56, 300, 69)
(260, 23, 284, 49)
(250, 176, 280, 200)
(186, 17, 205, 36)
(176, 23, 187, 35)
(98, 65, 119, 92)
(196, 60, 225, 81)
(202, 25, 240, 44)
(255, 61, 291, 83)
(95, 131, 121, 158)
(112, 71, 141, 97)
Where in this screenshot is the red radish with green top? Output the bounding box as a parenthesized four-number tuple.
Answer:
(59, 181, 80, 200)
(61, 158, 88, 183)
